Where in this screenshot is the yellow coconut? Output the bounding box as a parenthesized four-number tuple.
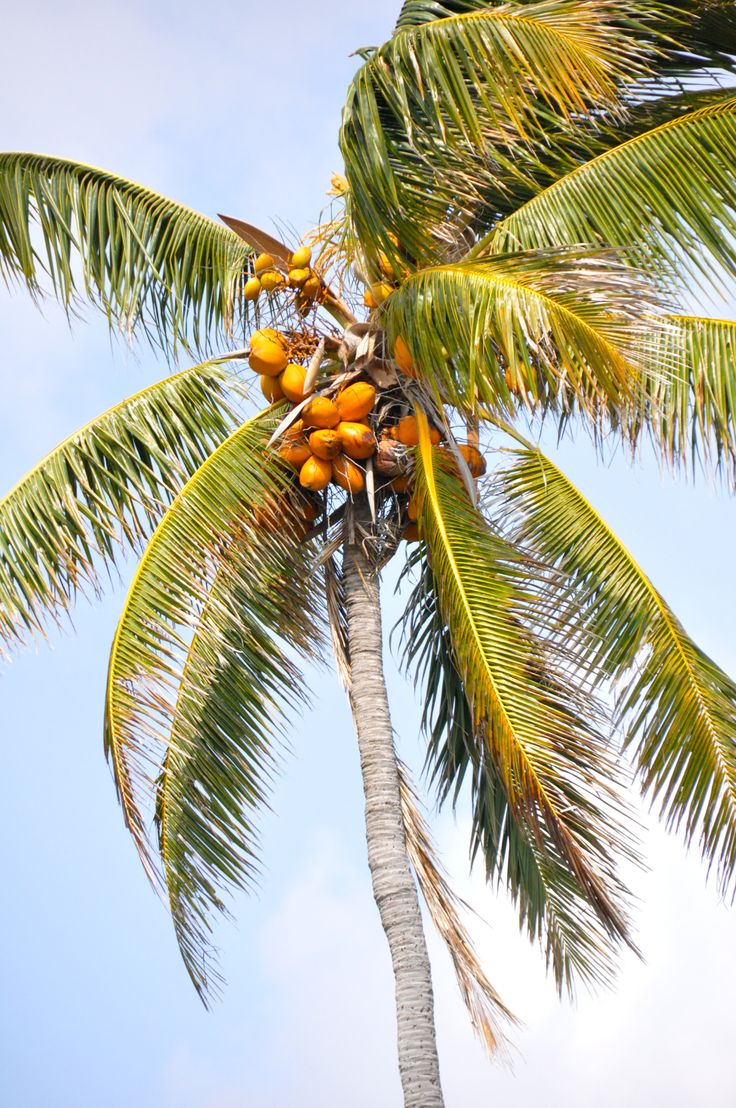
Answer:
(260, 271, 286, 293)
(302, 397, 340, 430)
(302, 275, 322, 300)
(288, 268, 310, 289)
(370, 281, 394, 306)
(389, 415, 441, 447)
(332, 456, 365, 494)
(278, 439, 312, 469)
(249, 329, 288, 376)
(335, 382, 376, 422)
(260, 374, 285, 402)
(291, 246, 313, 269)
(254, 253, 275, 275)
(243, 276, 262, 301)
(299, 455, 333, 492)
(280, 363, 310, 403)
(336, 421, 377, 460)
(309, 429, 342, 461)
(394, 336, 417, 377)
(363, 288, 378, 311)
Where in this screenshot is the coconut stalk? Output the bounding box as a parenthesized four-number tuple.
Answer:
(342, 497, 445, 1108)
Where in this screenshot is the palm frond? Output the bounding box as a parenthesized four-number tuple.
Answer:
(0, 153, 254, 355)
(399, 547, 637, 992)
(0, 358, 241, 653)
(482, 94, 736, 291)
(104, 407, 325, 998)
(341, 0, 659, 265)
(384, 249, 658, 421)
(397, 759, 516, 1050)
(411, 411, 639, 959)
(635, 314, 736, 486)
(496, 440, 736, 897)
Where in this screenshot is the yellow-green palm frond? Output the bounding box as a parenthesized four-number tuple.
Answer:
(0, 358, 241, 653)
(411, 411, 639, 957)
(0, 153, 255, 355)
(384, 249, 658, 422)
(341, 0, 660, 265)
(104, 408, 325, 998)
(483, 94, 736, 291)
(496, 441, 736, 897)
(399, 533, 637, 993)
(634, 315, 736, 486)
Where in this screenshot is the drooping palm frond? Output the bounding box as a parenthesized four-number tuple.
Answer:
(384, 249, 658, 421)
(0, 153, 254, 355)
(496, 440, 736, 897)
(481, 94, 736, 292)
(104, 408, 325, 997)
(399, 540, 638, 992)
(341, 0, 660, 265)
(410, 411, 639, 958)
(0, 358, 242, 653)
(396, 759, 516, 1051)
(634, 315, 736, 486)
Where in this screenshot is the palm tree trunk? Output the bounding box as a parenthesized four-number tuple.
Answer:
(342, 503, 445, 1108)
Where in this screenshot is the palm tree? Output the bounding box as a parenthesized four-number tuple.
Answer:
(2, 1, 736, 1104)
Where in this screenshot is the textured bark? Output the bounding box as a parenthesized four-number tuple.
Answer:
(343, 505, 445, 1108)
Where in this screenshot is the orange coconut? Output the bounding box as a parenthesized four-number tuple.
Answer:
(335, 382, 376, 422)
(302, 396, 340, 430)
(332, 456, 365, 494)
(309, 429, 342, 461)
(249, 329, 288, 376)
(280, 363, 310, 403)
(336, 421, 377, 460)
(260, 374, 285, 403)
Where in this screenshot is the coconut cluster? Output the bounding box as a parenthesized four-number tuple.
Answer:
(248, 327, 486, 542)
(243, 246, 324, 314)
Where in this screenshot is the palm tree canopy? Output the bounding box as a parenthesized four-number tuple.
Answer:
(2, 0, 736, 1051)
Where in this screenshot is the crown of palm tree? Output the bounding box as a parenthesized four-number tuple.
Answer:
(2, 1, 736, 1101)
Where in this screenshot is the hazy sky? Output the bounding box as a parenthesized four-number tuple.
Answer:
(1, 3, 735, 1106)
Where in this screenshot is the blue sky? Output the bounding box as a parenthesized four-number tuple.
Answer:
(1, 3, 736, 1105)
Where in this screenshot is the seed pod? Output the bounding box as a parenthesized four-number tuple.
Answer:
(336, 421, 377, 460)
(244, 276, 262, 301)
(278, 439, 312, 469)
(280, 363, 310, 403)
(261, 374, 285, 403)
(249, 328, 289, 376)
(290, 246, 313, 269)
(309, 429, 342, 460)
(254, 253, 275, 275)
(332, 456, 365, 494)
(335, 382, 376, 422)
(260, 271, 286, 293)
(299, 455, 333, 491)
(302, 397, 340, 429)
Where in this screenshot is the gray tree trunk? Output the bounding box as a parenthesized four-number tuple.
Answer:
(342, 504, 445, 1108)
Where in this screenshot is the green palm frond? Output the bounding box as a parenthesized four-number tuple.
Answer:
(0, 153, 254, 355)
(496, 440, 736, 896)
(400, 552, 636, 992)
(635, 315, 736, 486)
(341, 0, 658, 264)
(384, 249, 658, 420)
(104, 407, 324, 997)
(481, 94, 736, 291)
(411, 410, 638, 953)
(0, 358, 241, 652)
